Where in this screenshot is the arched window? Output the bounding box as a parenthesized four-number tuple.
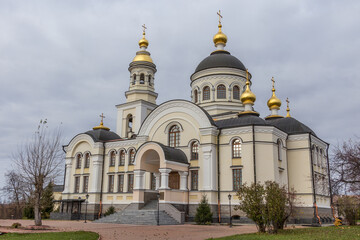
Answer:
(148, 75, 152, 86)
(232, 139, 241, 158)
(319, 149, 323, 167)
(132, 74, 136, 85)
(277, 139, 282, 161)
(127, 114, 133, 134)
(217, 84, 226, 99)
(119, 150, 125, 166)
(109, 151, 116, 166)
(203, 86, 210, 100)
(194, 90, 198, 103)
(76, 154, 82, 169)
(169, 125, 180, 147)
(191, 141, 199, 160)
(84, 153, 90, 168)
(316, 147, 319, 166)
(129, 149, 135, 165)
(233, 86, 240, 100)
(140, 73, 145, 84)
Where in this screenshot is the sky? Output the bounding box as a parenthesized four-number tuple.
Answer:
(0, 0, 359, 195)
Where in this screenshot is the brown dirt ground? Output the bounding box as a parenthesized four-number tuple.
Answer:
(0, 219, 284, 239)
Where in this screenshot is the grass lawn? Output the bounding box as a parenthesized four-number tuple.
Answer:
(0, 231, 99, 240)
(212, 226, 360, 240)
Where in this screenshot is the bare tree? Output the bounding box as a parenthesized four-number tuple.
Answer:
(3, 171, 29, 208)
(330, 138, 360, 194)
(13, 119, 63, 226)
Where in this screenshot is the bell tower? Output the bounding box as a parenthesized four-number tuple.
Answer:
(116, 25, 158, 138)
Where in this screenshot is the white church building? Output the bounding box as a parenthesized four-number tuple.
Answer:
(54, 17, 333, 224)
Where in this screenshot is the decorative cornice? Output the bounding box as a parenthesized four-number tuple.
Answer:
(310, 135, 328, 149)
(288, 134, 309, 142)
(199, 127, 219, 136)
(221, 126, 252, 135)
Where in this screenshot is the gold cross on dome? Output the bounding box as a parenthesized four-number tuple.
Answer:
(99, 113, 105, 123)
(142, 24, 147, 34)
(271, 77, 275, 88)
(217, 10, 223, 25)
(286, 98, 290, 107)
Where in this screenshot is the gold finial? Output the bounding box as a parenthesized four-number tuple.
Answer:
(286, 98, 291, 117)
(240, 69, 256, 105)
(267, 77, 282, 110)
(138, 24, 149, 48)
(213, 10, 227, 46)
(93, 113, 110, 131)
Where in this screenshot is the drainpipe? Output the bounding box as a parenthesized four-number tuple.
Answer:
(98, 141, 106, 218)
(309, 134, 320, 225)
(252, 125, 256, 183)
(217, 129, 221, 223)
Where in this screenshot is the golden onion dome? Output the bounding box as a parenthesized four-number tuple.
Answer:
(213, 24, 228, 46)
(241, 82, 256, 104)
(139, 32, 149, 48)
(267, 90, 282, 110)
(267, 77, 282, 110)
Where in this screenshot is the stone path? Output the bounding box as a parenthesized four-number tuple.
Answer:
(0, 219, 260, 239)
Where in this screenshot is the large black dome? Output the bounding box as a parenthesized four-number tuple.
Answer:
(193, 50, 246, 75)
(266, 117, 317, 136)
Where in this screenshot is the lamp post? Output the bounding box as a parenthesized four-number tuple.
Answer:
(157, 192, 160, 226)
(228, 193, 232, 228)
(84, 194, 89, 223)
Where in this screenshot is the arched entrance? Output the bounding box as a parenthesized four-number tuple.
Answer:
(132, 142, 189, 207)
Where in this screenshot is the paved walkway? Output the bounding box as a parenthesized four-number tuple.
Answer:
(0, 219, 259, 239)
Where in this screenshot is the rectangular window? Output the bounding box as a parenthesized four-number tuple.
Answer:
(128, 174, 134, 192)
(232, 169, 242, 191)
(74, 176, 80, 193)
(118, 174, 124, 192)
(108, 175, 114, 193)
(83, 176, 89, 193)
(191, 170, 198, 191)
(119, 152, 125, 166)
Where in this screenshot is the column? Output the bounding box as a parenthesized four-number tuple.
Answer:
(63, 158, 72, 193)
(91, 155, 103, 193)
(134, 170, 146, 190)
(202, 145, 217, 191)
(154, 172, 160, 190)
(179, 172, 189, 191)
(159, 168, 171, 190)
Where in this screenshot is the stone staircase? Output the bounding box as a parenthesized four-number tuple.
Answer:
(95, 200, 181, 225)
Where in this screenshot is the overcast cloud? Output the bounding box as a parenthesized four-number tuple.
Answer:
(0, 0, 359, 194)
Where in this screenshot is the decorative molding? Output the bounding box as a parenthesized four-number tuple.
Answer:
(64, 134, 96, 153)
(105, 139, 142, 149)
(138, 100, 213, 136)
(288, 134, 309, 142)
(310, 135, 328, 149)
(221, 126, 252, 135)
(199, 127, 219, 136)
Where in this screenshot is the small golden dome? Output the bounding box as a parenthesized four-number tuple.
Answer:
(213, 24, 228, 46)
(93, 113, 110, 131)
(286, 98, 291, 118)
(139, 32, 149, 48)
(240, 70, 256, 105)
(267, 77, 282, 110)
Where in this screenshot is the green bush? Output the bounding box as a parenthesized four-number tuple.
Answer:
(23, 205, 35, 219)
(104, 206, 116, 216)
(236, 181, 296, 233)
(337, 196, 360, 225)
(195, 195, 213, 224)
(11, 222, 22, 228)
